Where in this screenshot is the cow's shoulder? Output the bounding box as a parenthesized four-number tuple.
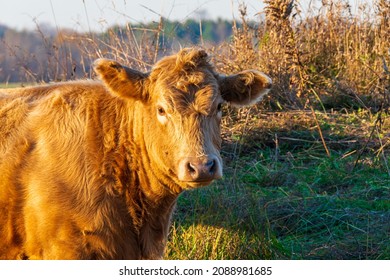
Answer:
(0, 80, 116, 154)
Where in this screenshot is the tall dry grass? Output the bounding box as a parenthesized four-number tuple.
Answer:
(3, 0, 388, 112)
(210, 0, 389, 111)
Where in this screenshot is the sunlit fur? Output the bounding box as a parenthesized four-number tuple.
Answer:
(0, 48, 271, 259)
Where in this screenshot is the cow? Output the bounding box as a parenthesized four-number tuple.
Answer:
(0, 48, 271, 259)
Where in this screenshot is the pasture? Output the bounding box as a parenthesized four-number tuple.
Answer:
(167, 109, 389, 259)
(0, 0, 389, 259)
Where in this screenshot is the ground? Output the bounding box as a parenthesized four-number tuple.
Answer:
(166, 109, 390, 260)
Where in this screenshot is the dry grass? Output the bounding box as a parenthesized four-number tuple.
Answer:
(3, 0, 389, 112)
(210, 0, 389, 111)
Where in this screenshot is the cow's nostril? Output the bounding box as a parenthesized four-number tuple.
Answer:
(206, 160, 216, 174)
(187, 162, 196, 174)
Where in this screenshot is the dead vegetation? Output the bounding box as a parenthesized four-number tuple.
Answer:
(210, 0, 389, 111)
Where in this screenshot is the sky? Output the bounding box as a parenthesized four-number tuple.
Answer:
(0, 0, 267, 32)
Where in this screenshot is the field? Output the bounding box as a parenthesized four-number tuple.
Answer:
(1, 0, 389, 259)
(167, 1, 390, 259)
(166, 109, 389, 259)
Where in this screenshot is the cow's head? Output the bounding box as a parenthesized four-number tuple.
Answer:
(94, 48, 271, 190)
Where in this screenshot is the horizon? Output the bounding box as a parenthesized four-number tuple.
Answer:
(0, 0, 372, 33)
(0, 0, 266, 33)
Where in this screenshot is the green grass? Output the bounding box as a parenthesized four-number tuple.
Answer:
(165, 109, 390, 260)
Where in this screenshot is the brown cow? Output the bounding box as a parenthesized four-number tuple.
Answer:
(0, 48, 271, 259)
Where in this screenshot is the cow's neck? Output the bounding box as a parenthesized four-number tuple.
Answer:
(123, 101, 181, 259)
(125, 144, 179, 259)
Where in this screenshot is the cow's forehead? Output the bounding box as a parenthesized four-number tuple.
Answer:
(150, 64, 221, 115)
(162, 79, 220, 116)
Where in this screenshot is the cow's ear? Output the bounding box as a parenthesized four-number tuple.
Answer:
(218, 70, 272, 107)
(94, 59, 148, 100)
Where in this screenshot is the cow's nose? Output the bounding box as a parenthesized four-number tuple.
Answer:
(187, 159, 215, 177)
(178, 156, 222, 184)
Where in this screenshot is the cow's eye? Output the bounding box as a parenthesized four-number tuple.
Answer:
(217, 103, 223, 112)
(157, 106, 166, 116)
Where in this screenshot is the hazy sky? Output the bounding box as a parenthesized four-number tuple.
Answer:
(0, 0, 267, 32)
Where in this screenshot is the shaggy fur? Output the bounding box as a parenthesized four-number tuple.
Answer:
(0, 48, 272, 259)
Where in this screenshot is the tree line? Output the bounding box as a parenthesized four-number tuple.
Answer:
(0, 19, 240, 83)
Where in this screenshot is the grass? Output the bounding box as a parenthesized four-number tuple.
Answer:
(166, 110, 389, 259)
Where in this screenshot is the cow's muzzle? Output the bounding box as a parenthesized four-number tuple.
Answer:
(178, 156, 222, 185)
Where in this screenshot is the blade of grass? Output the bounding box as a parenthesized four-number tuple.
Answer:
(310, 107, 331, 157)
